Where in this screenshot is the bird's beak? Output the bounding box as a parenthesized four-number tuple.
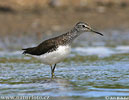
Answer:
(90, 29, 103, 36)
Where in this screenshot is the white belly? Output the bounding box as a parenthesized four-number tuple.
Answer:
(35, 45, 71, 65)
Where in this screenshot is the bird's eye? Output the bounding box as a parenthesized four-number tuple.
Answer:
(82, 25, 86, 28)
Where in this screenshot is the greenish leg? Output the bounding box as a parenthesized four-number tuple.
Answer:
(50, 65, 53, 78)
(51, 64, 56, 78)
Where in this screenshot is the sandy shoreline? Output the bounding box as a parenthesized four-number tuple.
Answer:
(0, 6, 129, 37)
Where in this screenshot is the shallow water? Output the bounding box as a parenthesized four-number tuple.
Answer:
(0, 29, 129, 100)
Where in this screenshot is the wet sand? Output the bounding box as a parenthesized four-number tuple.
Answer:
(0, 6, 129, 37)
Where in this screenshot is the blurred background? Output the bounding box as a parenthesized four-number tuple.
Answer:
(0, 0, 129, 100)
(0, 0, 129, 50)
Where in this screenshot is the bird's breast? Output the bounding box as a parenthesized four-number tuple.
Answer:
(36, 45, 71, 65)
(57, 45, 71, 55)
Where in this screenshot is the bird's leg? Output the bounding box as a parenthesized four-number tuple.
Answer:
(51, 64, 56, 78)
(50, 65, 53, 78)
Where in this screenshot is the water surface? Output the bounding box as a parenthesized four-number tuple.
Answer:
(0, 29, 129, 100)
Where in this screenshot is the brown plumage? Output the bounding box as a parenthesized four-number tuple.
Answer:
(22, 32, 72, 55)
(22, 22, 103, 56)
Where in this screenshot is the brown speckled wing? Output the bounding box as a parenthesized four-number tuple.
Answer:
(22, 38, 58, 56)
(22, 31, 72, 56)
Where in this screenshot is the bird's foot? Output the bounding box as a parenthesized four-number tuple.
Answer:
(51, 72, 55, 79)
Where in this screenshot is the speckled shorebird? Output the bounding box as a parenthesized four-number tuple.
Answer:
(22, 22, 103, 78)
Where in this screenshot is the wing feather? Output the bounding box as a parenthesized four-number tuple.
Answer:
(22, 38, 57, 56)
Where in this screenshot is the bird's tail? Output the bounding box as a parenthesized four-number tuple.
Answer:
(22, 47, 35, 54)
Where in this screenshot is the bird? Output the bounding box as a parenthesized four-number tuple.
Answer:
(22, 22, 103, 78)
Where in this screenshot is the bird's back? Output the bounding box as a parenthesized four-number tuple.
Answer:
(22, 33, 71, 56)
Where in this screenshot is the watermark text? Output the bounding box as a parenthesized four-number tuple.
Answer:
(0, 96, 49, 100)
(105, 96, 129, 100)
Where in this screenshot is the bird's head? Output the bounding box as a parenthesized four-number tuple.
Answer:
(74, 22, 103, 36)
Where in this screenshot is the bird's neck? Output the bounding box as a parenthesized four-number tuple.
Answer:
(65, 28, 82, 43)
